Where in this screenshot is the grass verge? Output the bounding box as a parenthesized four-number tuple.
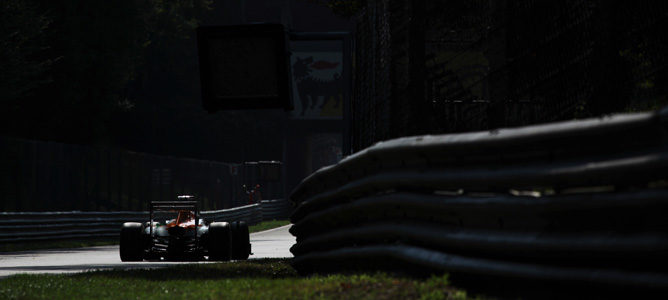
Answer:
(249, 219, 291, 233)
(1, 220, 290, 252)
(0, 259, 478, 299)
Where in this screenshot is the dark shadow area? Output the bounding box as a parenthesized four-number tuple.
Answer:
(70, 258, 297, 281)
(295, 255, 668, 300)
(0, 246, 116, 256)
(448, 272, 667, 300)
(0, 239, 118, 253)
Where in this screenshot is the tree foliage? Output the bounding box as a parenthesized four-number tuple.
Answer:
(0, 0, 212, 142)
(1, 0, 285, 162)
(0, 0, 55, 115)
(309, 0, 362, 18)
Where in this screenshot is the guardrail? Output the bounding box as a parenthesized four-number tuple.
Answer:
(260, 199, 292, 220)
(289, 107, 668, 290)
(0, 199, 291, 244)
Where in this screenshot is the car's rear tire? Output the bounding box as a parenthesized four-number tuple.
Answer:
(231, 221, 250, 260)
(209, 222, 231, 261)
(120, 222, 144, 261)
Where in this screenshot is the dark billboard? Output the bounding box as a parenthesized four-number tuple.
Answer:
(197, 24, 293, 111)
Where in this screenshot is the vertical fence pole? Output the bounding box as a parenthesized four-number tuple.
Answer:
(128, 153, 134, 211)
(28, 141, 36, 211)
(107, 149, 112, 210)
(94, 148, 100, 211)
(168, 158, 174, 203)
(118, 150, 122, 210)
(82, 146, 87, 211)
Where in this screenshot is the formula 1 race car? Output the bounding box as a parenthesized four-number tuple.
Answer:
(119, 196, 251, 261)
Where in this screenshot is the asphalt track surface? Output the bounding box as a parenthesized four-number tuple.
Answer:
(0, 225, 295, 278)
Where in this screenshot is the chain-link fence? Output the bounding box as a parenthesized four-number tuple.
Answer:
(351, 0, 668, 151)
(0, 136, 284, 212)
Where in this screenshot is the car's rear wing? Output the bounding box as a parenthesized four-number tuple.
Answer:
(149, 197, 200, 236)
(150, 200, 198, 211)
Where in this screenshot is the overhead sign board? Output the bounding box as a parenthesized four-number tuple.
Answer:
(197, 24, 293, 111)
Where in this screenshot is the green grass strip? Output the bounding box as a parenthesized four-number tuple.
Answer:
(0, 259, 477, 299)
(248, 219, 291, 233)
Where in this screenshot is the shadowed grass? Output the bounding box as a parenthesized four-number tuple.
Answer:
(0, 259, 479, 299)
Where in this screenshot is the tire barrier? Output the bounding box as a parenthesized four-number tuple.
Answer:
(289, 107, 668, 290)
(0, 199, 289, 244)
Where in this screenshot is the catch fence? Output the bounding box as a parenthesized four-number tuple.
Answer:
(0, 136, 283, 212)
(0, 199, 291, 244)
(352, 1, 668, 150)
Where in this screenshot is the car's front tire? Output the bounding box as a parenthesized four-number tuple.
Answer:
(120, 222, 144, 261)
(208, 222, 231, 261)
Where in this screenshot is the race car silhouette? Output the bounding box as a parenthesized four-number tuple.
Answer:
(119, 196, 251, 261)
